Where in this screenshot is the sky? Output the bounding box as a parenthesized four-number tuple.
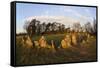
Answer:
(16, 3, 96, 33)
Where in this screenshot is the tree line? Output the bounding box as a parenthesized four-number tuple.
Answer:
(23, 18, 97, 37)
(24, 19, 66, 37)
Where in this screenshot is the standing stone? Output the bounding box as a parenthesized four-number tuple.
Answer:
(71, 32, 78, 46)
(25, 36, 33, 47)
(61, 35, 71, 48)
(39, 36, 47, 48)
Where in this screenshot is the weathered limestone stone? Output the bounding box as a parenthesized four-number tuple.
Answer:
(61, 35, 71, 48)
(39, 36, 47, 48)
(71, 32, 77, 46)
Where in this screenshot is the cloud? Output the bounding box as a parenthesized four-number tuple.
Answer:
(16, 28, 26, 34)
(62, 6, 93, 24)
(25, 15, 78, 28)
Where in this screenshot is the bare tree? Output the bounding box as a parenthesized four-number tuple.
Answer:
(61, 24, 65, 32)
(45, 22, 51, 32)
(23, 20, 30, 34)
(73, 22, 81, 32)
(92, 18, 97, 35)
(84, 22, 92, 33)
(40, 22, 46, 34)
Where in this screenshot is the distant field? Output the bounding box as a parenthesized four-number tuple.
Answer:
(16, 34, 97, 65)
(32, 34, 66, 47)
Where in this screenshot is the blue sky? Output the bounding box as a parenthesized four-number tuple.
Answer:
(16, 3, 96, 33)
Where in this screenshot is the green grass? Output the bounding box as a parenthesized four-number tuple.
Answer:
(32, 34, 66, 47)
(16, 34, 97, 65)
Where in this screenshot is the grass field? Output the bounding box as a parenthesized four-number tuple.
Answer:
(16, 33, 97, 65)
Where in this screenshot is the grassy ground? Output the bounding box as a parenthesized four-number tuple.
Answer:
(16, 34, 97, 65)
(32, 34, 66, 47)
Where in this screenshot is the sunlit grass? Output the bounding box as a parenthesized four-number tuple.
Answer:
(16, 34, 97, 65)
